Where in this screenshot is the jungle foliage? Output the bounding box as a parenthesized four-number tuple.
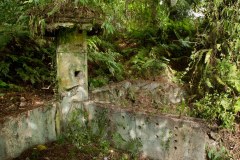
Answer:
(0, 0, 239, 128)
(186, 0, 240, 129)
(0, 0, 56, 89)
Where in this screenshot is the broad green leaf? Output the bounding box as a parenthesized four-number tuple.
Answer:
(214, 0, 223, 7)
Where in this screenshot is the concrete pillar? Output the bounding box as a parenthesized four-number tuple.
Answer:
(57, 29, 88, 100)
(56, 28, 89, 131)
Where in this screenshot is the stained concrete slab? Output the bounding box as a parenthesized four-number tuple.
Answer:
(0, 103, 57, 159)
(90, 80, 186, 108)
(57, 31, 88, 97)
(70, 101, 207, 160)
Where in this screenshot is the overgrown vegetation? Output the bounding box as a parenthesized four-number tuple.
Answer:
(207, 146, 231, 160)
(1, 0, 240, 159)
(0, 0, 56, 89)
(87, 36, 124, 88)
(185, 0, 240, 129)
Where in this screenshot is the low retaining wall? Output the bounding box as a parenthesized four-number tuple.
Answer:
(72, 101, 207, 160)
(0, 103, 58, 160)
(0, 100, 207, 160)
(90, 80, 186, 108)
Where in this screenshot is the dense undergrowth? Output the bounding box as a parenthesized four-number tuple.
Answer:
(0, 0, 239, 130)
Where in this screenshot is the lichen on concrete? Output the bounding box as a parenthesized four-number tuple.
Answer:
(57, 29, 88, 95)
(0, 103, 57, 159)
(69, 101, 206, 160)
(90, 79, 186, 115)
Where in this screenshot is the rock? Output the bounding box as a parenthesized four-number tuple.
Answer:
(19, 102, 26, 107)
(142, 82, 160, 90)
(19, 97, 27, 107)
(90, 80, 186, 108)
(123, 81, 131, 89)
(208, 131, 221, 141)
(20, 97, 26, 102)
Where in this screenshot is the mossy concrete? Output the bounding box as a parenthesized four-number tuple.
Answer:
(0, 103, 57, 159)
(71, 101, 206, 160)
(90, 79, 186, 115)
(57, 29, 88, 97)
(0, 100, 207, 160)
(56, 29, 89, 128)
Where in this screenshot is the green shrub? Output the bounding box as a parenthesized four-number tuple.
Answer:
(0, 38, 56, 89)
(88, 36, 124, 88)
(193, 92, 239, 129)
(207, 146, 231, 160)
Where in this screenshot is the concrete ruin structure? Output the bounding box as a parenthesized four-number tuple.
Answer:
(0, 3, 208, 160)
(0, 4, 98, 159)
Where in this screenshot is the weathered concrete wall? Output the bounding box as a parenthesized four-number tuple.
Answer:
(0, 103, 57, 159)
(90, 80, 186, 114)
(70, 101, 206, 160)
(0, 100, 207, 160)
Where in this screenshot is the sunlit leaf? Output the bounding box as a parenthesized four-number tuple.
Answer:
(36, 144, 47, 151)
(204, 49, 212, 64)
(234, 99, 240, 113)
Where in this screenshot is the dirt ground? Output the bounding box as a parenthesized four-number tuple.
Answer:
(0, 88, 54, 119)
(219, 124, 240, 160)
(14, 142, 92, 160)
(14, 142, 148, 160)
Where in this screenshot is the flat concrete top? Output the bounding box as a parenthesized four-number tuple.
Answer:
(30, 2, 103, 31)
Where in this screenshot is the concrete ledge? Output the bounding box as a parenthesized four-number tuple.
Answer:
(0, 102, 57, 159)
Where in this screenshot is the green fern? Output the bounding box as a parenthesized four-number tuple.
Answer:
(112, 133, 142, 158)
(87, 36, 123, 88)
